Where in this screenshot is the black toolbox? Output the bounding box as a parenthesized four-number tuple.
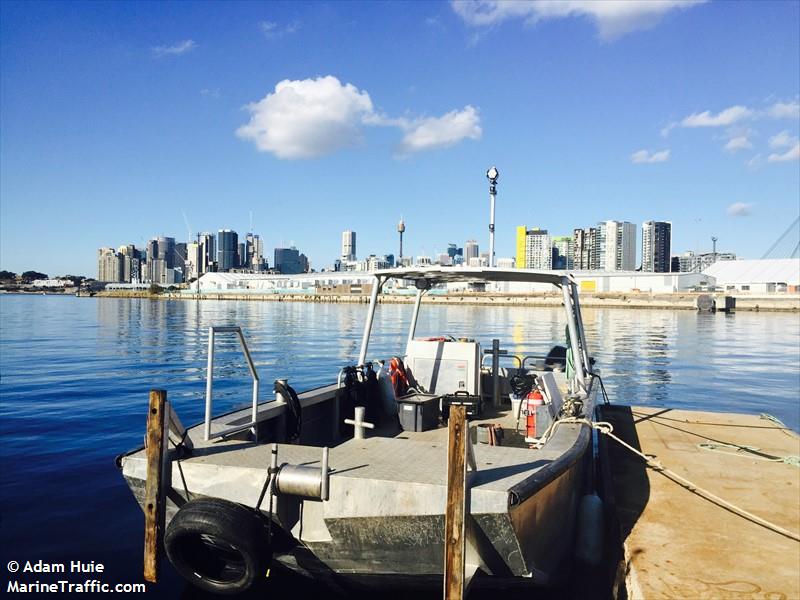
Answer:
(441, 391, 482, 421)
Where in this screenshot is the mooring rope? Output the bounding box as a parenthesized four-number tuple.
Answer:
(698, 441, 800, 467)
(550, 417, 800, 543)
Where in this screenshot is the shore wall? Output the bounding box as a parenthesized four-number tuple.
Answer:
(94, 290, 800, 311)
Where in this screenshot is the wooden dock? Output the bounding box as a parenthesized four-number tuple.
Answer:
(599, 405, 800, 600)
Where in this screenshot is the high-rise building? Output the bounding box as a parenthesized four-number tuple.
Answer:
(274, 246, 308, 274)
(157, 236, 176, 268)
(516, 226, 552, 269)
(642, 221, 672, 272)
(464, 240, 479, 263)
(551, 236, 574, 270)
(237, 243, 246, 269)
(572, 227, 598, 270)
(217, 230, 238, 272)
(341, 230, 356, 262)
(97, 247, 123, 282)
(675, 250, 736, 273)
(199, 233, 216, 274)
(598, 221, 636, 271)
(185, 242, 200, 280)
(245, 233, 265, 271)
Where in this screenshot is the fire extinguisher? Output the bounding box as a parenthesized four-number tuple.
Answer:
(526, 389, 544, 440)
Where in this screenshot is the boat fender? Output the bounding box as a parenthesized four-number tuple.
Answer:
(573, 493, 604, 566)
(164, 498, 271, 596)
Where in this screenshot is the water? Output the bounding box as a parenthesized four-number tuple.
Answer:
(1, 295, 798, 596)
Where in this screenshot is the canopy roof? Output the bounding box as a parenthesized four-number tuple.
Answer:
(372, 266, 567, 286)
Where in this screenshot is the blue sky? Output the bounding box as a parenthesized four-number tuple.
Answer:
(1, 0, 798, 276)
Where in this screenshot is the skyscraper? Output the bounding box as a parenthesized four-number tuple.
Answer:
(597, 221, 636, 271)
(274, 246, 307, 274)
(572, 227, 598, 270)
(217, 229, 238, 272)
(97, 247, 123, 282)
(642, 221, 672, 272)
(464, 240, 479, 263)
(341, 230, 356, 261)
(551, 236, 574, 270)
(199, 233, 215, 274)
(516, 226, 552, 269)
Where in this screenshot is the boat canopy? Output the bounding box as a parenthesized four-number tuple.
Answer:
(372, 266, 567, 286)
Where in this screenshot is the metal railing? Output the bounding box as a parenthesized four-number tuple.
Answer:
(204, 326, 260, 441)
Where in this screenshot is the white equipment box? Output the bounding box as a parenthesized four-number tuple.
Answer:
(404, 340, 482, 396)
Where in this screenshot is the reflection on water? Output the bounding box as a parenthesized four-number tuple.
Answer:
(0, 295, 798, 593)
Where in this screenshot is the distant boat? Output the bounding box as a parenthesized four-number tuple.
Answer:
(118, 266, 600, 594)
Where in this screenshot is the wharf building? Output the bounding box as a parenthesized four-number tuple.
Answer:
(642, 221, 672, 272)
(516, 226, 552, 269)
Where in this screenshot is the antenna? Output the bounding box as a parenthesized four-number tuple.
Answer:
(249, 211, 254, 233)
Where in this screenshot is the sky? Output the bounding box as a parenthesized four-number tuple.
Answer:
(1, 0, 798, 277)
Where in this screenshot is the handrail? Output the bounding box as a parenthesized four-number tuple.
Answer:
(204, 326, 260, 441)
(479, 353, 523, 369)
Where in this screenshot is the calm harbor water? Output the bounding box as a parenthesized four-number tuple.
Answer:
(1, 295, 798, 597)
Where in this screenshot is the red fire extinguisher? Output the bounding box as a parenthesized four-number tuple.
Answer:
(526, 389, 544, 440)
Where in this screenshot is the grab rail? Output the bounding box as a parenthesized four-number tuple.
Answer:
(204, 326, 260, 441)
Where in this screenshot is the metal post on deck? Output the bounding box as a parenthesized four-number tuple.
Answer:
(491, 339, 501, 408)
(570, 281, 591, 374)
(204, 328, 215, 440)
(407, 288, 424, 347)
(561, 281, 586, 391)
(358, 277, 382, 366)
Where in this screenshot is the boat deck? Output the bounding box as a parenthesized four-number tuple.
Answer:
(600, 405, 800, 600)
(177, 403, 579, 497)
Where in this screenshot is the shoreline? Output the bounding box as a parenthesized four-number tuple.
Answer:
(89, 290, 800, 312)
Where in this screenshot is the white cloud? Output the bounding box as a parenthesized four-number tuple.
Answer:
(680, 105, 753, 127)
(769, 130, 798, 149)
(767, 143, 800, 163)
(746, 154, 763, 170)
(152, 39, 196, 57)
(236, 76, 481, 159)
(397, 106, 482, 156)
(631, 149, 670, 163)
(200, 88, 220, 99)
(724, 135, 752, 152)
(660, 122, 677, 137)
(236, 76, 374, 159)
(767, 100, 800, 120)
(259, 20, 300, 38)
(727, 202, 752, 217)
(451, 0, 706, 40)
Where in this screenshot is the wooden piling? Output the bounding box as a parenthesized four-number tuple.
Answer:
(444, 405, 468, 600)
(143, 389, 168, 583)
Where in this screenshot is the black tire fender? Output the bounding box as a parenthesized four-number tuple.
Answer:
(164, 498, 271, 595)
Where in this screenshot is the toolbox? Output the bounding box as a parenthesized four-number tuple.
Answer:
(397, 392, 441, 432)
(441, 391, 482, 421)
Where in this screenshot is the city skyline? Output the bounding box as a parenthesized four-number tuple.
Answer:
(1, 1, 798, 276)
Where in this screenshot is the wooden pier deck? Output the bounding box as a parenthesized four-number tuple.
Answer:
(599, 405, 800, 600)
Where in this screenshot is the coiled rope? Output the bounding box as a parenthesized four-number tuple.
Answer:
(542, 417, 800, 543)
